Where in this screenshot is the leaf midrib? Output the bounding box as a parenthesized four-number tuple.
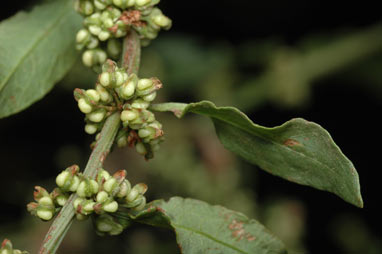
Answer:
(172, 222, 248, 254)
(190, 105, 344, 190)
(0, 1, 70, 93)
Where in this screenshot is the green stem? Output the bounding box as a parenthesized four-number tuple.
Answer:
(38, 30, 141, 254)
(121, 30, 141, 74)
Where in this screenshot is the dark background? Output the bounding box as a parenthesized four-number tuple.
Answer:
(1, 1, 381, 253)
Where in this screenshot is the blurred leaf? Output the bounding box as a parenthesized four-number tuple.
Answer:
(130, 197, 286, 254)
(150, 101, 363, 208)
(0, 0, 81, 118)
(235, 24, 382, 109)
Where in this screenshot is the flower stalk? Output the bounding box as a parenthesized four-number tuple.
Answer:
(38, 30, 141, 254)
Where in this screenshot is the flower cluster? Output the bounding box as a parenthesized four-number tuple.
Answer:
(27, 165, 147, 236)
(0, 239, 28, 254)
(74, 60, 164, 159)
(75, 0, 171, 71)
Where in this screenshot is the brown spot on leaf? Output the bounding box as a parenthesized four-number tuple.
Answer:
(284, 139, 302, 147)
(156, 207, 165, 214)
(228, 219, 256, 242)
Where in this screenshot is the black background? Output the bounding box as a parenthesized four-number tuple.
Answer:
(1, 1, 381, 253)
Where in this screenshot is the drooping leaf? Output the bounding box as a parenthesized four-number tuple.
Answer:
(128, 197, 286, 254)
(150, 101, 363, 207)
(0, 0, 82, 118)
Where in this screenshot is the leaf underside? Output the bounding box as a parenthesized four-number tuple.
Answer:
(130, 197, 287, 254)
(0, 0, 82, 118)
(150, 101, 363, 208)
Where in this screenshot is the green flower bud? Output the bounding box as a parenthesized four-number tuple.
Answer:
(69, 176, 81, 192)
(103, 200, 118, 213)
(136, 109, 155, 124)
(138, 127, 155, 139)
(131, 99, 150, 109)
(117, 135, 128, 148)
(76, 213, 89, 221)
(73, 197, 85, 210)
(96, 49, 107, 64)
(153, 14, 172, 29)
(75, 0, 94, 16)
(116, 179, 131, 198)
(112, 0, 122, 7)
(56, 171, 70, 188)
(85, 124, 98, 135)
(82, 50, 94, 67)
(135, 183, 148, 195)
(135, 0, 151, 7)
(136, 77, 162, 96)
(96, 191, 109, 203)
(95, 214, 124, 235)
(36, 208, 54, 221)
(38, 196, 54, 207)
(85, 12, 101, 25)
(77, 179, 99, 198)
(87, 109, 106, 123)
(96, 84, 112, 102)
(51, 188, 69, 206)
(142, 92, 157, 102)
(120, 80, 136, 99)
(126, 188, 139, 203)
(115, 71, 125, 87)
(88, 25, 102, 36)
(82, 200, 96, 214)
(96, 218, 112, 232)
(33, 186, 50, 202)
(125, 194, 143, 208)
(78, 98, 93, 114)
(56, 195, 68, 206)
(96, 169, 111, 185)
(132, 196, 146, 211)
(94, 0, 107, 10)
(121, 110, 138, 122)
(85, 89, 100, 103)
(127, 0, 137, 7)
(135, 142, 147, 155)
(115, 28, 127, 38)
(86, 36, 99, 49)
(99, 72, 112, 87)
(76, 29, 90, 44)
(137, 78, 153, 91)
(149, 120, 162, 129)
(98, 31, 111, 41)
(56, 165, 80, 192)
(103, 18, 114, 28)
(107, 39, 122, 58)
(103, 178, 117, 193)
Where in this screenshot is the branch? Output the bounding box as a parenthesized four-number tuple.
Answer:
(38, 30, 141, 254)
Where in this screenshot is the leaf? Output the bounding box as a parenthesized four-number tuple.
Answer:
(150, 101, 363, 207)
(129, 197, 287, 254)
(0, 0, 82, 118)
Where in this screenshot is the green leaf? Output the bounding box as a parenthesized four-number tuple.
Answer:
(150, 101, 363, 207)
(129, 197, 286, 254)
(0, 0, 82, 118)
